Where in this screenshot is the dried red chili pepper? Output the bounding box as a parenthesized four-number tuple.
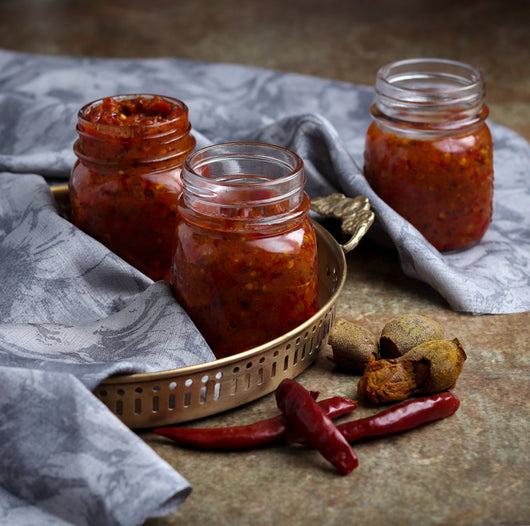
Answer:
(293, 392, 460, 446)
(338, 392, 460, 442)
(152, 395, 357, 450)
(275, 379, 358, 476)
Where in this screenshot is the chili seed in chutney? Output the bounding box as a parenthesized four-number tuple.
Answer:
(69, 94, 196, 280)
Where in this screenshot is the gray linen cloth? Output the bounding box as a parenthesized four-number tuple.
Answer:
(0, 49, 529, 525)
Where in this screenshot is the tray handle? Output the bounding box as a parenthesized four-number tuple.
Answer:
(311, 193, 374, 254)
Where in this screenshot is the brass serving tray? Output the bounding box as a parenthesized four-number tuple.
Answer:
(51, 185, 373, 428)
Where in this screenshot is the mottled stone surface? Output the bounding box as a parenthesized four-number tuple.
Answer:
(1, 1, 528, 524)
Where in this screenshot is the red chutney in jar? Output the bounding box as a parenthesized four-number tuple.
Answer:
(364, 121, 493, 251)
(69, 94, 196, 281)
(170, 143, 319, 359)
(82, 95, 187, 126)
(363, 58, 494, 252)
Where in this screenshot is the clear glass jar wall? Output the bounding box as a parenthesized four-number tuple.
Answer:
(69, 94, 196, 280)
(363, 58, 494, 252)
(171, 142, 320, 358)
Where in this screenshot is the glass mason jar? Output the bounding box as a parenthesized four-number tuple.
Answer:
(171, 142, 320, 359)
(363, 58, 494, 252)
(69, 94, 196, 280)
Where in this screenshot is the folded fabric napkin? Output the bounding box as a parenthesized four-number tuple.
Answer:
(0, 49, 529, 525)
(1, 49, 528, 314)
(0, 173, 215, 525)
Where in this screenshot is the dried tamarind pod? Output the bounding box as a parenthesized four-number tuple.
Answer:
(399, 338, 467, 392)
(357, 338, 466, 404)
(328, 318, 379, 373)
(379, 313, 445, 358)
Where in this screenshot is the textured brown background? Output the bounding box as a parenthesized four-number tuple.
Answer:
(1, 1, 528, 525)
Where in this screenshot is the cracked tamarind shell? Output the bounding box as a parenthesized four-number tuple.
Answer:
(357, 338, 466, 403)
(327, 318, 379, 373)
(397, 338, 467, 393)
(379, 313, 445, 359)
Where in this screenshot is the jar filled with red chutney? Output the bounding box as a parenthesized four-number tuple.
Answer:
(69, 94, 196, 280)
(364, 58, 494, 252)
(171, 142, 319, 358)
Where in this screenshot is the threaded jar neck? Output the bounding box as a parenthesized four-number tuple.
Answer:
(372, 58, 488, 137)
(180, 142, 309, 232)
(74, 94, 196, 167)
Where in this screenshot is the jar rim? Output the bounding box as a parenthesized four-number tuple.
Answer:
(180, 142, 308, 229)
(372, 58, 487, 132)
(182, 142, 305, 197)
(376, 58, 484, 102)
(77, 93, 190, 134)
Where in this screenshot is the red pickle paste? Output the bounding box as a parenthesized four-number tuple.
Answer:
(69, 94, 196, 280)
(171, 143, 319, 358)
(363, 58, 494, 252)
